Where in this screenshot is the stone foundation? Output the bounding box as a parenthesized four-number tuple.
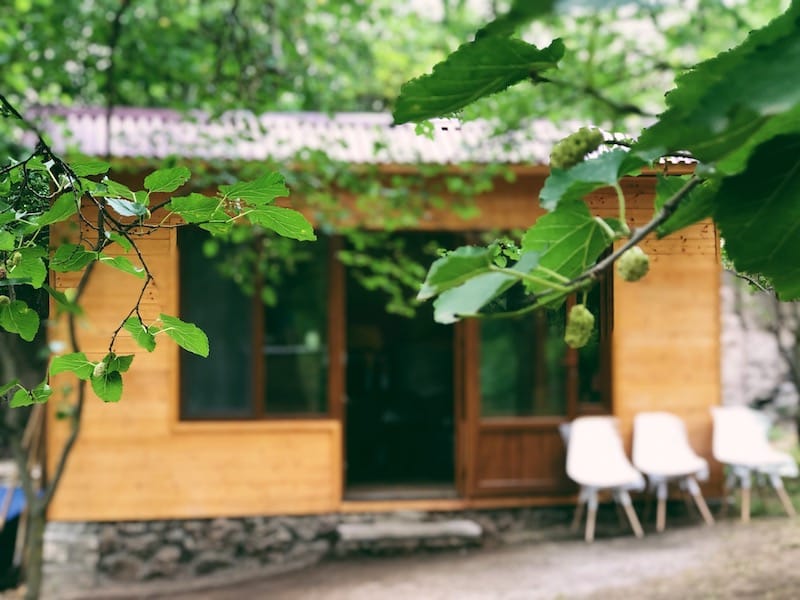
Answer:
(42, 505, 580, 599)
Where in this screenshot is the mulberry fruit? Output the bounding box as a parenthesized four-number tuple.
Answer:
(617, 246, 650, 282)
(550, 127, 604, 170)
(564, 304, 595, 349)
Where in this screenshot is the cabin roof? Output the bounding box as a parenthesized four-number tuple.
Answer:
(34, 107, 693, 168)
(33, 107, 602, 167)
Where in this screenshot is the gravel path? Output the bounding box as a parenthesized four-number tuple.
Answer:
(161, 517, 800, 600)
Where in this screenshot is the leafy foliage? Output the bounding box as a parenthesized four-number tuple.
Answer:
(395, 0, 800, 333)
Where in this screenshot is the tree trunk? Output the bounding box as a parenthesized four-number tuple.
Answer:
(23, 504, 45, 600)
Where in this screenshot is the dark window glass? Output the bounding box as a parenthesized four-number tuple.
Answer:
(577, 279, 608, 406)
(480, 308, 568, 417)
(179, 227, 254, 418)
(263, 237, 329, 415)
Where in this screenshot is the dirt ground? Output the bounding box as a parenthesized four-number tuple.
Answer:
(159, 516, 800, 600)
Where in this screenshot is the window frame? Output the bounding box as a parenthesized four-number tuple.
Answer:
(178, 232, 339, 422)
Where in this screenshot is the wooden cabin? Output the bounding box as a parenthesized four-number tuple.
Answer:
(45, 109, 721, 523)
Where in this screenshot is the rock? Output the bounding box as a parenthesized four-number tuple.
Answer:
(126, 532, 160, 555)
(194, 551, 234, 575)
(100, 552, 144, 581)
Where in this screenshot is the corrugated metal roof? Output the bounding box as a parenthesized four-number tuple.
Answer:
(34, 107, 692, 167)
(35, 107, 577, 166)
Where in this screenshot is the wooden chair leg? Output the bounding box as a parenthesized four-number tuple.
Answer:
(617, 490, 644, 538)
(685, 477, 714, 526)
(656, 496, 666, 533)
(770, 474, 797, 517)
(585, 506, 597, 543)
(741, 486, 751, 523)
(585, 489, 598, 543)
(692, 492, 715, 525)
(655, 480, 667, 533)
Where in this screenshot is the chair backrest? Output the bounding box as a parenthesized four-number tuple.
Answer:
(566, 416, 636, 484)
(632, 411, 699, 471)
(711, 406, 772, 464)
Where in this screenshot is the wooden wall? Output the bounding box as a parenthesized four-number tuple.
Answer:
(47, 168, 721, 520)
(47, 220, 342, 521)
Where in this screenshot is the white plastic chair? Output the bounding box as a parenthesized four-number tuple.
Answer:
(711, 406, 798, 522)
(565, 416, 646, 542)
(633, 412, 714, 532)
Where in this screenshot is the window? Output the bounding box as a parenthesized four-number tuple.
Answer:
(479, 275, 611, 418)
(179, 228, 329, 419)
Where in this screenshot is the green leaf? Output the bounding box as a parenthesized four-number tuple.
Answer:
(393, 37, 564, 124)
(539, 150, 646, 211)
(418, 246, 495, 300)
(476, 0, 557, 39)
(30, 381, 52, 404)
(101, 178, 136, 200)
(106, 353, 134, 373)
(431, 252, 540, 323)
(0, 300, 39, 341)
(522, 199, 613, 292)
(654, 175, 717, 238)
(105, 231, 133, 252)
(634, 4, 800, 172)
(434, 272, 518, 324)
(10, 388, 33, 408)
(35, 193, 78, 227)
(70, 158, 110, 177)
(159, 313, 209, 357)
(714, 134, 800, 300)
(50, 244, 97, 272)
(99, 255, 146, 278)
(50, 352, 94, 380)
(247, 206, 316, 241)
(0, 230, 14, 250)
(123, 317, 156, 352)
(107, 198, 149, 218)
(0, 379, 20, 396)
(218, 172, 289, 205)
(43, 284, 82, 316)
(6, 247, 47, 288)
(144, 166, 191, 193)
(167, 193, 226, 224)
(91, 370, 123, 403)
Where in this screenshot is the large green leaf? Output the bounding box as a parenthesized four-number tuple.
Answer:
(654, 175, 718, 238)
(247, 206, 316, 241)
(393, 37, 564, 124)
(90, 370, 123, 403)
(634, 3, 800, 171)
(218, 172, 289, 206)
(107, 198, 149, 218)
(418, 246, 495, 300)
(167, 193, 226, 224)
(144, 167, 191, 193)
(69, 158, 110, 177)
(714, 134, 800, 299)
(123, 317, 156, 352)
(159, 313, 209, 357)
(34, 193, 78, 227)
(6, 247, 47, 288)
(539, 149, 646, 211)
(99, 255, 146, 278)
(431, 252, 540, 323)
(0, 300, 39, 341)
(51, 244, 97, 272)
(522, 199, 613, 291)
(50, 352, 94, 380)
(0, 231, 15, 250)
